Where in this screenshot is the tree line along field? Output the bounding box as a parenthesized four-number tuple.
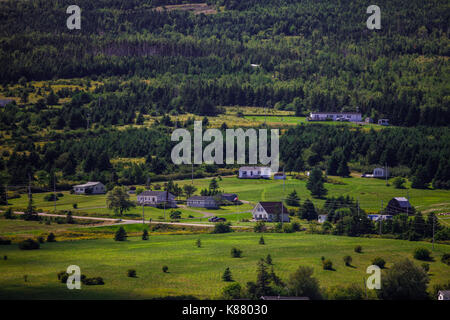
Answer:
(5, 175, 450, 222)
(0, 232, 448, 299)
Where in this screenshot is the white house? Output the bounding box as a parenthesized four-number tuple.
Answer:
(252, 202, 290, 222)
(318, 214, 328, 223)
(309, 112, 362, 122)
(362, 167, 389, 178)
(137, 191, 177, 208)
(73, 182, 106, 194)
(187, 196, 218, 209)
(438, 290, 450, 300)
(238, 166, 271, 179)
(378, 119, 389, 126)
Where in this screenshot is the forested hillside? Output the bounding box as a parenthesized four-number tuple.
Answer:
(0, 0, 449, 189)
(0, 0, 449, 124)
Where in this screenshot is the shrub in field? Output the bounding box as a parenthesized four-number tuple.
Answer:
(354, 245, 362, 253)
(343, 255, 352, 266)
(441, 253, 450, 266)
(266, 254, 273, 265)
(231, 247, 242, 258)
(372, 257, 386, 269)
(421, 263, 430, 272)
(37, 236, 44, 243)
(47, 233, 56, 242)
(259, 236, 265, 245)
(287, 266, 322, 300)
(414, 248, 432, 261)
(254, 221, 266, 233)
(322, 259, 333, 270)
(83, 277, 104, 285)
(327, 284, 365, 300)
(0, 237, 11, 245)
(127, 269, 136, 277)
(19, 238, 40, 250)
(4, 208, 14, 219)
(213, 222, 232, 234)
(142, 229, 149, 240)
(196, 239, 201, 248)
(114, 226, 127, 241)
(222, 267, 233, 282)
(162, 266, 169, 273)
(222, 283, 241, 300)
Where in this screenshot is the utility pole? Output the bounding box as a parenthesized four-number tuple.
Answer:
(191, 163, 194, 184)
(379, 200, 383, 235)
(28, 174, 32, 200)
(53, 174, 56, 212)
(142, 204, 145, 225)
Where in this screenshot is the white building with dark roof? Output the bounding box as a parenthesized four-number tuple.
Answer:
(187, 196, 218, 209)
(252, 202, 290, 222)
(438, 290, 450, 300)
(137, 191, 176, 208)
(309, 112, 362, 122)
(238, 166, 271, 179)
(73, 182, 106, 194)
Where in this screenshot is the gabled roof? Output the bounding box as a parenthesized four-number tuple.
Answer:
(393, 197, 412, 208)
(73, 181, 103, 188)
(139, 190, 174, 197)
(438, 290, 450, 299)
(188, 196, 217, 201)
(258, 202, 288, 215)
(239, 166, 270, 171)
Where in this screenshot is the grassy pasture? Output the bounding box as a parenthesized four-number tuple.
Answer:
(0, 231, 448, 299)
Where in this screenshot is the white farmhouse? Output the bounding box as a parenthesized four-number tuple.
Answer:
(137, 191, 177, 208)
(73, 182, 106, 194)
(309, 112, 362, 122)
(238, 166, 271, 179)
(252, 202, 290, 222)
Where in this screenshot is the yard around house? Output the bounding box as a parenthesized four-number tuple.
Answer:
(0, 231, 448, 299)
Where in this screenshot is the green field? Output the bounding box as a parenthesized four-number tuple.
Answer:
(0, 231, 448, 299)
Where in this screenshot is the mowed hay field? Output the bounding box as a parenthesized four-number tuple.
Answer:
(0, 231, 448, 299)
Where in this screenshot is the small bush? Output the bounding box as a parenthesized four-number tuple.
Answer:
(231, 247, 242, 258)
(441, 253, 450, 266)
(253, 221, 266, 233)
(343, 255, 352, 266)
(371, 257, 386, 269)
(196, 239, 201, 248)
(47, 233, 56, 242)
(37, 236, 44, 243)
(127, 269, 137, 277)
(414, 248, 432, 261)
(83, 277, 104, 285)
(222, 283, 241, 300)
(222, 267, 233, 282)
(19, 238, 40, 250)
(142, 229, 149, 240)
(114, 226, 127, 241)
(322, 259, 333, 270)
(0, 237, 12, 245)
(72, 203, 78, 209)
(354, 245, 362, 253)
(266, 254, 273, 265)
(162, 266, 169, 273)
(259, 236, 265, 245)
(213, 222, 232, 234)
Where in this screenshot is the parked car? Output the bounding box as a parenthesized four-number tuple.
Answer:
(208, 216, 226, 222)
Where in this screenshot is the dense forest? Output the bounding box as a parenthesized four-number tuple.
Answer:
(0, 0, 449, 188)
